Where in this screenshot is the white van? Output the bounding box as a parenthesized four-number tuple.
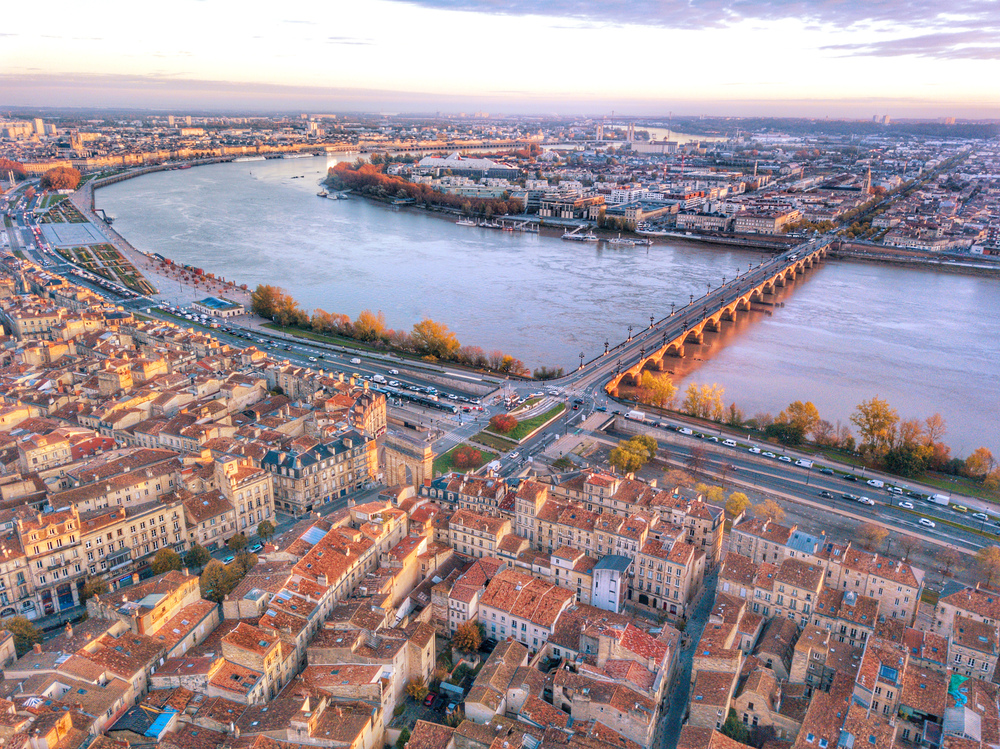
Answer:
(350, 357, 361, 365)
(678, 427, 693, 435)
(795, 459, 813, 468)
(867, 479, 885, 488)
(722, 439, 737, 447)
(388, 369, 399, 375)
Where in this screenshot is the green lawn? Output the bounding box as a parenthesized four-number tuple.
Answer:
(476, 403, 566, 446)
(472, 432, 519, 452)
(434, 443, 498, 476)
(916, 473, 1000, 504)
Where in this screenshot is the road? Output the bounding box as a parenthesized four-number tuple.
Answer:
(6, 196, 993, 553)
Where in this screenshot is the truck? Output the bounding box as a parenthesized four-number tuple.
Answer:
(372, 374, 386, 384)
(931, 494, 950, 505)
(625, 410, 646, 422)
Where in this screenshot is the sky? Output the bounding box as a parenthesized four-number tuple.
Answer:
(2, 0, 999, 118)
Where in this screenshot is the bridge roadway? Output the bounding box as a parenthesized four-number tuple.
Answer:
(556, 233, 835, 397)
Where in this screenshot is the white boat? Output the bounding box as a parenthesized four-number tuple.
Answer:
(607, 233, 635, 247)
(234, 156, 266, 163)
(562, 230, 598, 242)
(456, 219, 478, 226)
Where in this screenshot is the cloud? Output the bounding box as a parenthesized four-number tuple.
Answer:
(822, 29, 1000, 60)
(326, 36, 374, 46)
(388, 0, 1000, 36)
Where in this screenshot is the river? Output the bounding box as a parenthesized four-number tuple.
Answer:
(96, 155, 1000, 455)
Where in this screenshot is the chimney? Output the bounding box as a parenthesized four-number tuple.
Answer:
(64, 622, 73, 638)
(33, 643, 42, 654)
(182, 567, 189, 576)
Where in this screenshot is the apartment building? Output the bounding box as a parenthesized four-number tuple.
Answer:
(79, 498, 187, 587)
(478, 568, 575, 652)
(18, 507, 85, 616)
(262, 431, 378, 516)
(448, 509, 511, 559)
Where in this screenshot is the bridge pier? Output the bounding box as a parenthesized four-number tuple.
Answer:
(685, 330, 704, 344)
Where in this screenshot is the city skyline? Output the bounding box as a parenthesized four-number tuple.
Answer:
(2, 0, 1000, 117)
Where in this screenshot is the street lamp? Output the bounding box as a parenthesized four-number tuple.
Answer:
(706, 282, 711, 295)
(670, 302, 676, 316)
(579, 351, 584, 369)
(650, 314, 654, 329)
(689, 294, 694, 304)
(627, 325, 633, 341)
(604, 340, 609, 355)
(722, 276, 726, 286)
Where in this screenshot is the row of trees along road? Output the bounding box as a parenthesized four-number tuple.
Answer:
(250, 285, 528, 375)
(629, 370, 997, 487)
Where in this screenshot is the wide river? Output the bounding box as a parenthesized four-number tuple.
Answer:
(98, 155, 1000, 456)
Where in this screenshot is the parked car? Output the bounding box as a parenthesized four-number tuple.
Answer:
(249, 543, 263, 553)
(446, 701, 459, 716)
(223, 555, 235, 564)
(424, 692, 437, 707)
(432, 695, 447, 711)
(918, 518, 936, 528)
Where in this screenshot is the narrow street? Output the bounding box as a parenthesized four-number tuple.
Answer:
(661, 568, 718, 749)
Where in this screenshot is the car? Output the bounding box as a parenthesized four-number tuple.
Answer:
(447, 394, 458, 400)
(842, 474, 859, 482)
(223, 555, 235, 564)
(973, 512, 989, 521)
(778, 455, 792, 463)
(952, 504, 968, 513)
(572, 404, 579, 410)
(762, 451, 777, 459)
(887, 486, 903, 495)
(509, 451, 519, 459)
(388, 369, 399, 375)
(445, 702, 458, 716)
(573, 398, 584, 405)
(723, 439, 737, 447)
(308, 356, 317, 362)
(819, 490, 834, 498)
(249, 543, 263, 553)
(918, 518, 936, 528)
(424, 692, 437, 707)
(432, 695, 447, 712)
(794, 459, 813, 468)
(678, 427, 693, 435)
(858, 496, 875, 506)
(748, 446, 761, 454)
(899, 501, 914, 509)
(388, 380, 400, 387)
(842, 493, 860, 501)
(727, 464, 738, 471)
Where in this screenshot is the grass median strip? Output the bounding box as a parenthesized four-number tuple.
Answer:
(434, 443, 498, 475)
(477, 403, 566, 446)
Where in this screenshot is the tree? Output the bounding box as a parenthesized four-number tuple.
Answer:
(721, 708, 751, 745)
(353, 309, 387, 342)
(858, 523, 889, 551)
(975, 546, 1000, 587)
(489, 414, 517, 434)
(151, 548, 183, 575)
(896, 534, 920, 560)
(639, 371, 677, 409)
(411, 318, 461, 359)
(939, 547, 962, 576)
(764, 421, 805, 446)
(813, 419, 836, 446)
(726, 491, 751, 518)
(396, 728, 411, 749)
(686, 445, 707, 476)
(1, 617, 42, 657)
(405, 677, 429, 701)
(965, 447, 996, 479)
(0, 158, 26, 181)
(250, 284, 285, 319)
(452, 445, 483, 470)
(185, 544, 211, 570)
(924, 413, 947, 445)
(752, 499, 785, 523)
(851, 397, 899, 457)
(882, 443, 931, 477)
(453, 621, 483, 652)
(609, 436, 654, 474)
(227, 534, 248, 554)
(200, 560, 237, 603)
(257, 520, 276, 544)
(630, 434, 658, 463)
(682, 383, 725, 420)
(40, 165, 81, 191)
(80, 577, 108, 603)
(776, 401, 821, 438)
